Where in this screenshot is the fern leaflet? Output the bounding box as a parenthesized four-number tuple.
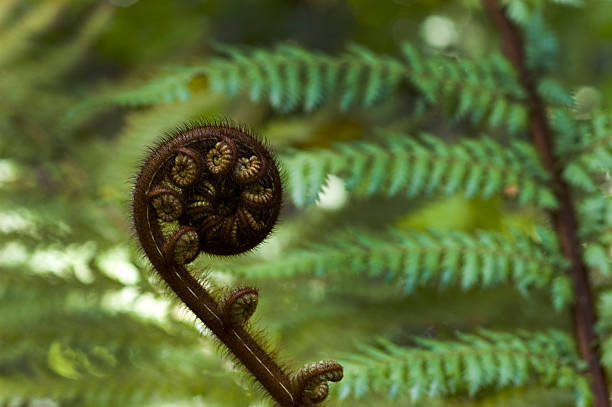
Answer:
(282, 132, 557, 208)
(226, 227, 571, 309)
(86, 43, 530, 133)
(337, 330, 590, 407)
(558, 112, 612, 193)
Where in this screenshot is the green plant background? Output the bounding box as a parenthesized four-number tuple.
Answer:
(0, 1, 611, 406)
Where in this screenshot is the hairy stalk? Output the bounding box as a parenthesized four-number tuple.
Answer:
(132, 123, 342, 406)
(483, 2, 610, 406)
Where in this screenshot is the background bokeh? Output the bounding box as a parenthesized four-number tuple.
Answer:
(0, 1, 611, 406)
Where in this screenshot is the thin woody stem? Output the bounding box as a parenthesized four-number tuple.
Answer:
(482, 2, 610, 406)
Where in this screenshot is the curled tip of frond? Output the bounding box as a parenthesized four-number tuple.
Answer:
(293, 360, 343, 405)
(220, 286, 259, 326)
(164, 226, 199, 265)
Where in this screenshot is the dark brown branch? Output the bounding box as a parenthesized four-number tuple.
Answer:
(482, 1, 610, 406)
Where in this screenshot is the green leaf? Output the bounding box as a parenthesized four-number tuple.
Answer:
(337, 330, 583, 402)
(282, 132, 555, 208)
(584, 244, 611, 275)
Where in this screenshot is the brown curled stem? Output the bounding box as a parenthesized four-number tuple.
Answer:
(132, 123, 342, 406)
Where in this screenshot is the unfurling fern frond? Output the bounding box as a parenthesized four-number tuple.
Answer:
(226, 227, 572, 309)
(282, 132, 557, 208)
(337, 330, 590, 407)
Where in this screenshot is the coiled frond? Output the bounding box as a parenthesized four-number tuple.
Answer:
(132, 123, 342, 406)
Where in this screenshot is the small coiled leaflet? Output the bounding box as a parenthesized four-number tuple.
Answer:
(132, 123, 342, 406)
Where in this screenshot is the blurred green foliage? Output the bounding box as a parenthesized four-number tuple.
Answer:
(0, 1, 611, 406)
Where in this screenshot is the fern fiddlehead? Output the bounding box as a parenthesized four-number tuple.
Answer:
(132, 123, 343, 406)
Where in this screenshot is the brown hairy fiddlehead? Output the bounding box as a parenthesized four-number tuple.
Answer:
(132, 122, 342, 406)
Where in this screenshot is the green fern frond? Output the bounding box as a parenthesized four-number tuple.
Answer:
(560, 112, 612, 192)
(66, 66, 204, 123)
(337, 330, 589, 406)
(563, 162, 600, 193)
(555, 110, 612, 160)
(400, 44, 527, 132)
(549, 0, 584, 6)
(108, 67, 202, 106)
(550, 108, 579, 156)
(526, 16, 560, 73)
(584, 242, 611, 276)
(537, 78, 574, 107)
(90, 43, 528, 132)
(503, 0, 583, 27)
(582, 198, 612, 277)
(227, 227, 571, 309)
(598, 290, 612, 368)
(282, 131, 557, 208)
(90, 43, 404, 112)
(581, 112, 612, 155)
(578, 194, 612, 242)
(502, 6, 560, 74)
